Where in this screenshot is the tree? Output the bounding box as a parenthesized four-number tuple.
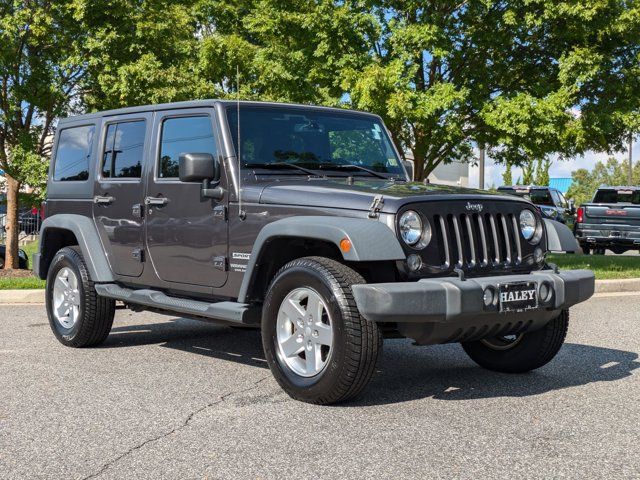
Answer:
(567, 157, 640, 206)
(502, 162, 513, 186)
(535, 158, 551, 186)
(192, 0, 374, 105)
(344, 1, 640, 181)
(0, 1, 89, 269)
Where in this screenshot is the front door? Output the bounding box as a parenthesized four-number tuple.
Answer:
(145, 109, 228, 288)
(93, 113, 151, 277)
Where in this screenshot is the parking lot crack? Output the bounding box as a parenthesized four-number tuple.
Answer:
(82, 375, 270, 479)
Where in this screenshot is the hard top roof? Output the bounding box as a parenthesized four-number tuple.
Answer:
(57, 99, 379, 125)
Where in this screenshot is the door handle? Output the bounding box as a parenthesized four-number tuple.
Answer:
(94, 195, 114, 205)
(145, 196, 169, 206)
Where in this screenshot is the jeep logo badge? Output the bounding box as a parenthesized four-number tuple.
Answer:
(465, 202, 483, 212)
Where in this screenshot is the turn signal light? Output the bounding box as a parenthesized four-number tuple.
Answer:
(576, 207, 584, 223)
(339, 238, 352, 253)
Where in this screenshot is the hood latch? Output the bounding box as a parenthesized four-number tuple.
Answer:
(368, 194, 384, 218)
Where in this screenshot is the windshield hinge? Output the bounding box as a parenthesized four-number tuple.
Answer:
(368, 194, 384, 218)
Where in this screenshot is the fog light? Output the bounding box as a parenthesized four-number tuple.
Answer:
(483, 287, 496, 307)
(534, 247, 545, 264)
(539, 282, 552, 303)
(407, 254, 423, 272)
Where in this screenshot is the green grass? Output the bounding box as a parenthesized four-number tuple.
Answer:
(0, 276, 46, 289)
(548, 253, 640, 280)
(0, 239, 45, 289)
(21, 239, 40, 261)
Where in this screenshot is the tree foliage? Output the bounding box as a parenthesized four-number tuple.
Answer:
(567, 157, 640, 206)
(345, 1, 640, 180)
(2, 0, 640, 269)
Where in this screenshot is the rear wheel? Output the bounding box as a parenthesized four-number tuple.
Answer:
(261, 256, 381, 405)
(46, 247, 115, 347)
(461, 310, 569, 373)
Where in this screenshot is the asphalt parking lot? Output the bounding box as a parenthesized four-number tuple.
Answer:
(2, 293, 639, 479)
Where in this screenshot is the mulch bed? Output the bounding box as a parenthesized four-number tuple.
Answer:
(0, 269, 37, 278)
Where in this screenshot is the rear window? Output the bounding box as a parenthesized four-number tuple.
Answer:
(500, 188, 554, 206)
(101, 120, 146, 179)
(53, 125, 95, 181)
(593, 189, 640, 204)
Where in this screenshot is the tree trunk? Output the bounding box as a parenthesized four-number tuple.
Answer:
(4, 174, 21, 270)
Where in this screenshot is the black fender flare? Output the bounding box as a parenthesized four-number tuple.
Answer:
(544, 219, 580, 253)
(35, 214, 114, 281)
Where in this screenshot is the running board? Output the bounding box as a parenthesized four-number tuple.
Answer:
(95, 283, 259, 324)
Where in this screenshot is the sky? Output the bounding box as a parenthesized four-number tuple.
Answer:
(467, 142, 640, 189)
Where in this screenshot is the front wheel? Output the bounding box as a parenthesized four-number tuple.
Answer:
(261, 256, 381, 405)
(461, 310, 569, 373)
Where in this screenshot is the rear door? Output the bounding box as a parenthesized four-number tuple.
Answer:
(93, 113, 151, 277)
(145, 108, 228, 288)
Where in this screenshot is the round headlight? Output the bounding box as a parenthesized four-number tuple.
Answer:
(399, 210, 423, 246)
(519, 209, 540, 242)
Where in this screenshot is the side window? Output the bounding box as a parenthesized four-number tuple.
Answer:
(557, 191, 568, 208)
(159, 116, 217, 179)
(101, 120, 146, 179)
(53, 125, 95, 182)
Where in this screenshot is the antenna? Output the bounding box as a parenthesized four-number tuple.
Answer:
(237, 65, 245, 220)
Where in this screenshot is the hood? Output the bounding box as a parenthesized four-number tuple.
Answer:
(253, 178, 529, 213)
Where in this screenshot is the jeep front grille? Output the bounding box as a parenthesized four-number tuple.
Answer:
(401, 200, 541, 277)
(434, 212, 522, 269)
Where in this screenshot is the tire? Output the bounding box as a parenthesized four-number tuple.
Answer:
(0, 256, 4, 269)
(46, 246, 115, 347)
(261, 256, 381, 405)
(461, 310, 569, 373)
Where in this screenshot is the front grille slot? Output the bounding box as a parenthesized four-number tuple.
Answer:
(426, 205, 528, 276)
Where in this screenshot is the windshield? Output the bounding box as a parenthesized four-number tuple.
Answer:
(593, 189, 640, 204)
(226, 105, 405, 176)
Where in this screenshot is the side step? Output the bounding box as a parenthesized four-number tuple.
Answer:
(94, 283, 259, 325)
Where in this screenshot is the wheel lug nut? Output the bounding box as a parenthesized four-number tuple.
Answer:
(312, 330, 318, 337)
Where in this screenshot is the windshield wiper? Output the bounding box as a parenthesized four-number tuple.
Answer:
(244, 162, 320, 176)
(317, 163, 390, 180)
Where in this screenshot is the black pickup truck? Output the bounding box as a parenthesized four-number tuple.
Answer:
(575, 186, 640, 255)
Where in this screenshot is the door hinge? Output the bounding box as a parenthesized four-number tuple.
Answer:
(213, 256, 227, 271)
(132, 248, 145, 262)
(213, 205, 228, 221)
(132, 203, 143, 218)
(368, 194, 384, 218)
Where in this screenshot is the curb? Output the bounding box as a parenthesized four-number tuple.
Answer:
(1, 278, 639, 304)
(0, 289, 45, 304)
(594, 278, 640, 294)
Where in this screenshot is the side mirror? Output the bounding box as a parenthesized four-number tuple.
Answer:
(178, 153, 224, 200)
(568, 199, 576, 215)
(178, 153, 219, 183)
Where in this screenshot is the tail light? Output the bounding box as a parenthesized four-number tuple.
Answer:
(576, 207, 584, 223)
(41, 201, 47, 220)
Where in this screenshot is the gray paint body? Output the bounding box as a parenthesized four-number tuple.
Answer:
(37, 99, 594, 337)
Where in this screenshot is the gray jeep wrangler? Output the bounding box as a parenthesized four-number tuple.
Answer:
(35, 100, 595, 404)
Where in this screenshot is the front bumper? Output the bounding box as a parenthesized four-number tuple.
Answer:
(351, 269, 594, 324)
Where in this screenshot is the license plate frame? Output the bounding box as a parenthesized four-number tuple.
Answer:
(498, 282, 538, 313)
